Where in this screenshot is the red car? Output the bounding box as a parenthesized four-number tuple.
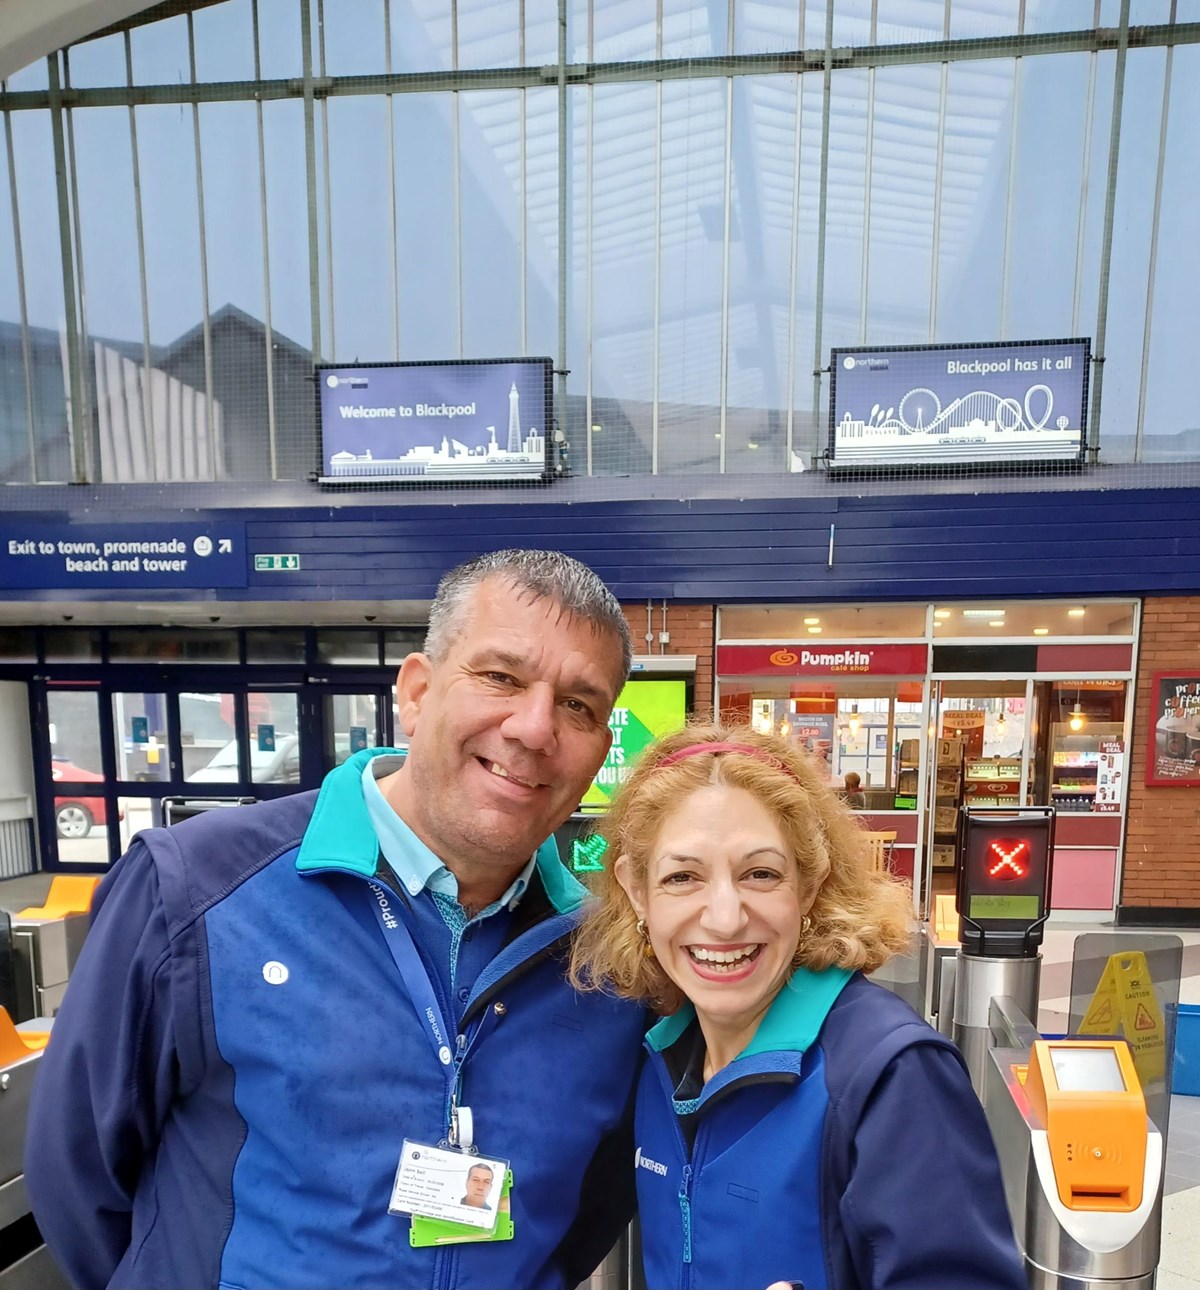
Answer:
(51, 758, 114, 839)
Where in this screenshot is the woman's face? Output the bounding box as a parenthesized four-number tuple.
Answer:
(618, 783, 812, 1042)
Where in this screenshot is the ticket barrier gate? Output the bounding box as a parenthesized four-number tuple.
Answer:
(985, 1009, 1163, 1290)
(0, 1012, 68, 1289)
(10, 877, 100, 1024)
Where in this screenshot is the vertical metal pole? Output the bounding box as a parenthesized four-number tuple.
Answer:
(124, 32, 157, 480)
(718, 74, 733, 473)
(1072, 1, 1102, 337)
(46, 54, 88, 483)
(187, 14, 215, 476)
(3, 100, 38, 481)
(717, 0, 736, 472)
(61, 50, 95, 479)
(651, 0, 663, 475)
(808, 2, 834, 429)
(452, 0, 464, 358)
(1088, 0, 1131, 459)
(859, 0, 878, 344)
(998, 2, 1027, 340)
(252, 0, 278, 478)
(927, 0, 951, 340)
(300, 0, 323, 362)
(1134, 0, 1175, 462)
(317, 0, 336, 360)
(519, 0, 527, 355)
(584, 0, 594, 476)
(384, 0, 400, 361)
(783, 0, 805, 469)
(556, 0, 568, 464)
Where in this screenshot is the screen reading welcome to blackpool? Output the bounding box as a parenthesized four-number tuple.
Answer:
(317, 358, 553, 483)
(828, 338, 1090, 469)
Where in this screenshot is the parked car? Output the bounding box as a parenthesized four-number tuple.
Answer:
(51, 758, 114, 839)
(188, 735, 301, 784)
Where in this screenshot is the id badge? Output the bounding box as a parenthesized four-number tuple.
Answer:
(390, 1140, 514, 1246)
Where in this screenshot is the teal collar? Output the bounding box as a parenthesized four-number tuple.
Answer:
(295, 748, 589, 915)
(646, 965, 853, 1057)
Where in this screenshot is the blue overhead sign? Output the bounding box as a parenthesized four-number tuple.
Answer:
(0, 523, 247, 589)
(829, 337, 1090, 468)
(316, 357, 553, 483)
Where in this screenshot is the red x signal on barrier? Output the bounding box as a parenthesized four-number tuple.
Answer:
(987, 838, 1029, 880)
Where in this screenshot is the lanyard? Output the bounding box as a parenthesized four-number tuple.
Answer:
(367, 880, 478, 1150)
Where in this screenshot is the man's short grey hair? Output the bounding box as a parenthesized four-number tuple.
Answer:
(424, 549, 633, 683)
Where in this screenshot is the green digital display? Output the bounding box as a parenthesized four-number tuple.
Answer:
(969, 894, 1041, 921)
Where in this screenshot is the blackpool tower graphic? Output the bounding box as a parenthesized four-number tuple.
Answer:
(507, 382, 522, 452)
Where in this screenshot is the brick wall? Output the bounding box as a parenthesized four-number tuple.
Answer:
(1123, 596, 1200, 910)
(619, 602, 714, 720)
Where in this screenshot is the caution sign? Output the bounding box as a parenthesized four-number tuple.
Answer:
(1077, 952, 1166, 1086)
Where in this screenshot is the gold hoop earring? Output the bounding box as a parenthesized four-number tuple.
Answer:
(636, 918, 655, 959)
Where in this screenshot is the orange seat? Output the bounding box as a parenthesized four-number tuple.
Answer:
(0, 1008, 44, 1065)
(15, 874, 101, 920)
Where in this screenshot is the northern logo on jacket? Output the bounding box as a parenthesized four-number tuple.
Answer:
(634, 1147, 668, 1177)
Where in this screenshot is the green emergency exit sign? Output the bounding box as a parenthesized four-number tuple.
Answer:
(254, 554, 300, 571)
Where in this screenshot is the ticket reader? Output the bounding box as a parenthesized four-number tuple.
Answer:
(987, 1038, 1162, 1290)
(953, 807, 1055, 1097)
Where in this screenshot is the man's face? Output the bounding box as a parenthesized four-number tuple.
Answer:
(393, 577, 622, 871)
(465, 1166, 493, 1207)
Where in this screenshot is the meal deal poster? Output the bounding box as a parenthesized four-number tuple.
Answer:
(581, 680, 687, 807)
(1147, 674, 1200, 787)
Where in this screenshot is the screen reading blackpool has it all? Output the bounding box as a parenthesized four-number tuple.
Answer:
(828, 338, 1090, 469)
(316, 358, 553, 484)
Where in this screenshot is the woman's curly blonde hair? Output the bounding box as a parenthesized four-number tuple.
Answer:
(569, 722, 914, 1014)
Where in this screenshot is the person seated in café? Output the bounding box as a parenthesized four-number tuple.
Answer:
(842, 770, 867, 809)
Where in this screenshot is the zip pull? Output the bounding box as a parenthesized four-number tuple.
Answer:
(678, 1163, 693, 1265)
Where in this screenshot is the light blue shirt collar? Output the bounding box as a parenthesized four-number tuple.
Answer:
(361, 756, 536, 912)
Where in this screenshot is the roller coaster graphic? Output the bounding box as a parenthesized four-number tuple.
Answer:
(838, 384, 1072, 439)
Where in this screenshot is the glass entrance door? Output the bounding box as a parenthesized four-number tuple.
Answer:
(920, 679, 1032, 909)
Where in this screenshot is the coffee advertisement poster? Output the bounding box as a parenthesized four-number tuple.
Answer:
(1147, 673, 1200, 787)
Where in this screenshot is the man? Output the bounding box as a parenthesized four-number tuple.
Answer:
(461, 1163, 494, 1210)
(27, 550, 645, 1290)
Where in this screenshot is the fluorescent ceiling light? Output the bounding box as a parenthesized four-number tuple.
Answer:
(963, 609, 1005, 618)
(1068, 607, 1086, 618)
(1033, 627, 1049, 636)
(803, 617, 820, 625)
(988, 620, 1005, 627)
(933, 610, 952, 619)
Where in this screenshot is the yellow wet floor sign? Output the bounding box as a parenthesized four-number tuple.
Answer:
(1077, 951, 1165, 1086)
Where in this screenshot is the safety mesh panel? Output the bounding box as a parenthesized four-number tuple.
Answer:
(0, 0, 1196, 499)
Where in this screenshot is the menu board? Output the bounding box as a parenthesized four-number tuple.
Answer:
(1147, 674, 1200, 787)
(1094, 740, 1124, 812)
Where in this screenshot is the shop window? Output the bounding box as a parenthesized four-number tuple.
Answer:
(0, 629, 37, 661)
(245, 629, 306, 664)
(931, 600, 1136, 640)
(720, 603, 926, 641)
(107, 629, 239, 662)
(316, 631, 381, 666)
(724, 678, 924, 807)
(43, 629, 102, 662)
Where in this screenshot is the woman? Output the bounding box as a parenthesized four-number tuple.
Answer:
(571, 724, 1024, 1290)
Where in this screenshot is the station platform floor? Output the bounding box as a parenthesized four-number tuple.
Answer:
(5, 871, 1200, 1287)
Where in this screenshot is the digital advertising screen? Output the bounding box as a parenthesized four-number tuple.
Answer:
(828, 338, 1090, 469)
(580, 679, 688, 809)
(316, 357, 553, 484)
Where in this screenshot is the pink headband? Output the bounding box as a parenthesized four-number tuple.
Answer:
(653, 741, 800, 781)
